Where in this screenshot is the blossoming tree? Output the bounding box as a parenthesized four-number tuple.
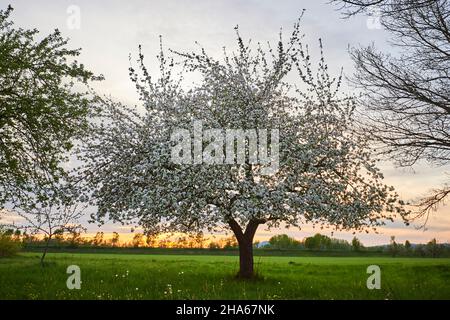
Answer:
(79, 18, 409, 278)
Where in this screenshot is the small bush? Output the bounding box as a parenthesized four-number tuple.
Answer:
(0, 233, 21, 257)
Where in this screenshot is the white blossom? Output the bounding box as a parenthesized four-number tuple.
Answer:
(77, 18, 409, 243)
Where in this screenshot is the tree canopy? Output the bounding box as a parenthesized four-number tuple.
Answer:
(269, 234, 300, 249)
(78, 17, 409, 277)
(0, 5, 101, 207)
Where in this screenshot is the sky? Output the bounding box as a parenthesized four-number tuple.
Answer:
(1, 0, 449, 245)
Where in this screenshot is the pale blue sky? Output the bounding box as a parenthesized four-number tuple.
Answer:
(2, 0, 449, 245)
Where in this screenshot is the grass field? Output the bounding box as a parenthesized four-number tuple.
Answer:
(0, 252, 449, 300)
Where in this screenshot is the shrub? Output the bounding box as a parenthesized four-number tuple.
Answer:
(0, 232, 21, 257)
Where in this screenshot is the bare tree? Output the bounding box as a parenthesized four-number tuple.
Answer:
(332, 0, 450, 221)
(92, 231, 104, 247)
(111, 231, 120, 247)
(8, 185, 85, 265)
(331, 0, 438, 17)
(132, 233, 144, 248)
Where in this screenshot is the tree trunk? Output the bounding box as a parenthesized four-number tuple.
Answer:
(238, 236, 254, 278)
(41, 236, 51, 266)
(228, 218, 263, 279)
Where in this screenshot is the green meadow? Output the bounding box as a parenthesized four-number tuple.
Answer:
(0, 252, 449, 300)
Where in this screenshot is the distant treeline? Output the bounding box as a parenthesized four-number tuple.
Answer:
(1, 228, 449, 258)
(0, 228, 239, 250)
(262, 233, 450, 258)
